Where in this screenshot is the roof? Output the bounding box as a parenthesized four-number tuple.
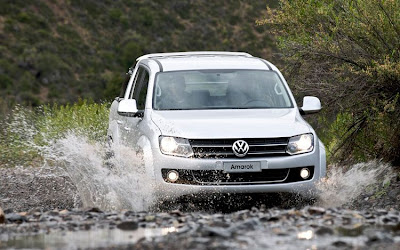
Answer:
(137, 52, 272, 72)
(136, 51, 253, 61)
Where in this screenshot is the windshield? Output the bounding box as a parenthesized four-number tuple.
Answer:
(153, 70, 293, 110)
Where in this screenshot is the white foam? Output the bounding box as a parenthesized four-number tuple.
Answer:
(4, 106, 157, 211)
(315, 160, 394, 207)
(45, 133, 157, 211)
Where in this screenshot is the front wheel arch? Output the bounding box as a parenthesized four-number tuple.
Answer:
(137, 136, 156, 181)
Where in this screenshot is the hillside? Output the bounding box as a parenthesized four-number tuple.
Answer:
(0, 0, 277, 109)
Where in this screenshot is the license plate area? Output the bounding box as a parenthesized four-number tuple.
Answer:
(223, 161, 262, 173)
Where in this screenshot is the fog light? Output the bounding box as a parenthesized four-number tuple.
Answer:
(300, 168, 310, 179)
(167, 170, 179, 183)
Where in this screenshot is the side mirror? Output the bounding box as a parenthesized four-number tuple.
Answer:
(117, 99, 141, 117)
(300, 96, 321, 115)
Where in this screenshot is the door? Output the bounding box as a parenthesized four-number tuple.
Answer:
(108, 65, 137, 146)
(120, 66, 150, 147)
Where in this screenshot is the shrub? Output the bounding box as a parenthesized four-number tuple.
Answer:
(37, 100, 110, 142)
(266, 0, 400, 164)
(0, 101, 110, 167)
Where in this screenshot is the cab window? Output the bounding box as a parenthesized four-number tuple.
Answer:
(129, 66, 150, 110)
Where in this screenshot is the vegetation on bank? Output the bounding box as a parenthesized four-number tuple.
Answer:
(264, 0, 400, 164)
(0, 101, 110, 167)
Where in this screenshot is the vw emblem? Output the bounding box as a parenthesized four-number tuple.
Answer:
(232, 140, 249, 157)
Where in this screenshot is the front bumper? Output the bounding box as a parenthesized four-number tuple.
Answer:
(151, 145, 324, 201)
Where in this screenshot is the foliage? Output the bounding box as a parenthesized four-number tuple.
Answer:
(0, 101, 110, 167)
(266, 0, 400, 164)
(37, 100, 110, 142)
(0, 0, 277, 110)
(0, 106, 41, 167)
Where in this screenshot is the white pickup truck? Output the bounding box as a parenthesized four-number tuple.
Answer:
(107, 51, 326, 203)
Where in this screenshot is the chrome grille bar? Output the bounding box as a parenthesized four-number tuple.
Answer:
(190, 137, 289, 158)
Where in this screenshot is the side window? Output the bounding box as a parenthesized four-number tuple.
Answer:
(136, 71, 149, 110)
(119, 75, 131, 98)
(129, 66, 150, 110)
(120, 65, 137, 98)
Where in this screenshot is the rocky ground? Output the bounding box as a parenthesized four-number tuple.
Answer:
(1, 206, 400, 249)
(0, 166, 400, 249)
(0, 166, 80, 212)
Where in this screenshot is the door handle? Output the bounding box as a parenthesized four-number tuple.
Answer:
(117, 120, 123, 124)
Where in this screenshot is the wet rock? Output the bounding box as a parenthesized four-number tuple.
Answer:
(48, 210, 59, 216)
(117, 221, 139, 231)
(60, 209, 69, 215)
(362, 211, 375, 219)
(266, 216, 280, 222)
(0, 206, 4, 223)
(27, 207, 41, 214)
(18, 211, 28, 217)
(323, 217, 334, 226)
(87, 207, 103, 213)
(176, 225, 191, 234)
(382, 222, 400, 232)
(233, 209, 250, 220)
(145, 215, 156, 222)
(315, 226, 334, 235)
(106, 215, 121, 221)
(308, 207, 326, 215)
(80, 223, 91, 231)
(47, 216, 62, 222)
(337, 224, 365, 237)
(332, 240, 349, 247)
(272, 227, 289, 236)
(209, 220, 230, 228)
(202, 225, 231, 238)
(4, 208, 13, 214)
(258, 215, 270, 222)
(124, 211, 136, 217)
(6, 213, 27, 223)
(240, 218, 261, 230)
(192, 237, 210, 244)
(342, 216, 352, 225)
(365, 228, 394, 243)
(170, 210, 183, 217)
(376, 209, 388, 216)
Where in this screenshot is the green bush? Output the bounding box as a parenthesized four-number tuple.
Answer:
(108, 8, 123, 23)
(0, 74, 13, 89)
(16, 12, 31, 23)
(120, 41, 143, 69)
(0, 101, 110, 167)
(266, 0, 400, 164)
(37, 100, 110, 142)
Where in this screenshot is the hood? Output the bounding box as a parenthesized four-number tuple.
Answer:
(151, 109, 311, 139)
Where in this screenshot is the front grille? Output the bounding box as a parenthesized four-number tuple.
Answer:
(189, 138, 289, 158)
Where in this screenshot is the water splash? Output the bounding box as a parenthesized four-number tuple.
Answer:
(315, 161, 394, 207)
(1, 105, 396, 211)
(44, 133, 159, 211)
(1, 105, 157, 211)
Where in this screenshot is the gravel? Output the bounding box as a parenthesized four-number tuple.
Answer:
(0, 166, 80, 212)
(0, 206, 399, 249)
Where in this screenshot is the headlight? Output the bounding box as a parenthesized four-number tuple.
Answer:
(159, 136, 194, 157)
(286, 134, 314, 155)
